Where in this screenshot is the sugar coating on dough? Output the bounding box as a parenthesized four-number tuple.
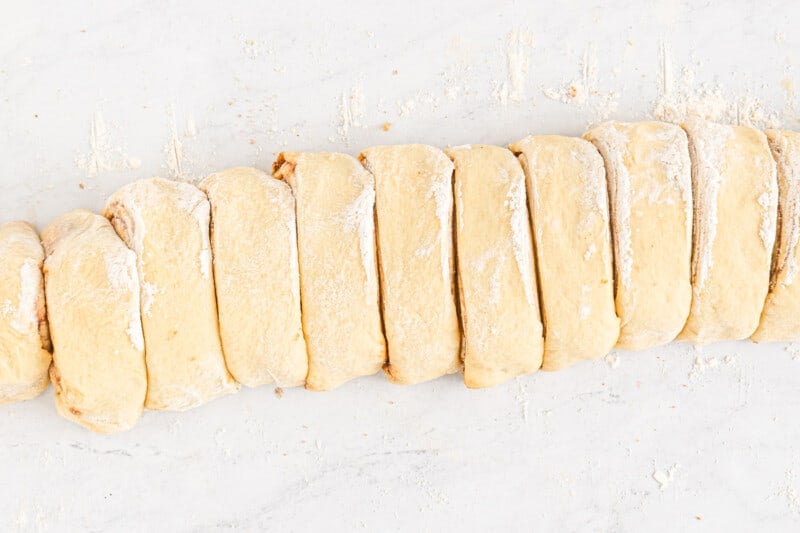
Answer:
(0, 221, 51, 405)
(584, 121, 693, 350)
(446, 145, 543, 388)
(273, 153, 386, 391)
(360, 144, 462, 385)
(200, 167, 308, 388)
(679, 119, 778, 344)
(103, 177, 238, 410)
(42, 210, 147, 433)
(751, 130, 800, 342)
(509, 135, 619, 370)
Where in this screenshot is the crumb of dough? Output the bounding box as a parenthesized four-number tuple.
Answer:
(274, 387, 283, 399)
(381, 122, 392, 132)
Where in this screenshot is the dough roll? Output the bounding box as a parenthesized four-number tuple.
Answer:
(751, 130, 800, 342)
(584, 121, 693, 349)
(273, 152, 386, 391)
(42, 210, 147, 433)
(103, 178, 238, 410)
(200, 167, 308, 388)
(360, 145, 461, 385)
(679, 119, 778, 344)
(509, 135, 619, 370)
(446, 145, 543, 388)
(0, 222, 51, 404)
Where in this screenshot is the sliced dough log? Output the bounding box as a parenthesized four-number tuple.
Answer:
(273, 153, 385, 391)
(446, 145, 543, 388)
(0, 222, 51, 405)
(42, 210, 147, 433)
(584, 121, 693, 349)
(510, 135, 619, 370)
(751, 130, 800, 342)
(103, 178, 238, 410)
(679, 119, 778, 343)
(360, 145, 461, 385)
(200, 167, 308, 388)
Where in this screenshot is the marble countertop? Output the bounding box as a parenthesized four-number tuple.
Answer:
(2, 1, 800, 530)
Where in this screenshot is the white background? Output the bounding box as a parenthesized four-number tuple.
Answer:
(2, 1, 800, 531)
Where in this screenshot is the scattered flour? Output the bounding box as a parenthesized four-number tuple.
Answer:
(75, 111, 142, 178)
(654, 41, 781, 128)
(337, 81, 366, 144)
(164, 105, 185, 179)
(652, 463, 680, 490)
(786, 344, 800, 361)
(542, 43, 619, 122)
(491, 28, 535, 108)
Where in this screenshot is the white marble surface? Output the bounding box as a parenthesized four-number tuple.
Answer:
(2, 1, 800, 531)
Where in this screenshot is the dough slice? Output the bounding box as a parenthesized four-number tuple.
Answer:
(200, 167, 308, 388)
(446, 145, 542, 388)
(679, 119, 778, 343)
(584, 121, 693, 349)
(751, 130, 800, 342)
(103, 178, 238, 410)
(509, 135, 619, 370)
(360, 144, 461, 385)
(273, 153, 386, 390)
(0, 222, 51, 404)
(42, 210, 147, 433)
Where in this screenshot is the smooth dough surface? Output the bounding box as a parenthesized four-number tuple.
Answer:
(0, 221, 51, 405)
(200, 167, 308, 388)
(584, 121, 693, 350)
(273, 153, 385, 391)
(42, 210, 147, 433)
(679, 119, 778, 344)
(446, 145, 543, 388)
(360, 144, 461, 385)
(104, 178, 238, 410)
(510, 135, 619, 370)
(751, 130, 800, 342)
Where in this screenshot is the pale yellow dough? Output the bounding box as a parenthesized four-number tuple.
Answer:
(584, 121, 693, 350)
(273, 153, 386, 391)
(42, 210, 147, 433)
(360, 144, 461, 385)
(751, 130, 800, 342)
(510, 135, 619, 370)
(104, 178, 238, 410)
(679, 119, 778, 344)
(446, 145, 543, 388)
(200, 167, 308, 388)
(0, 222, 51, 405)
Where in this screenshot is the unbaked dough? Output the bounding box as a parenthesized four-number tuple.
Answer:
(0, 221, 51, 405)
(678, 119, 778, 344)
(584, 121, 693, 350)
(104, 177, 238, 410)
(751, 130, 800, 342)
(360, 144, 462, 385)
(446, 144, 542, 388)
(200, 167, 308, 388)
(42, 210, 147, 433)
(510, 135, 619, 370)
(273, 152, 386, 391)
